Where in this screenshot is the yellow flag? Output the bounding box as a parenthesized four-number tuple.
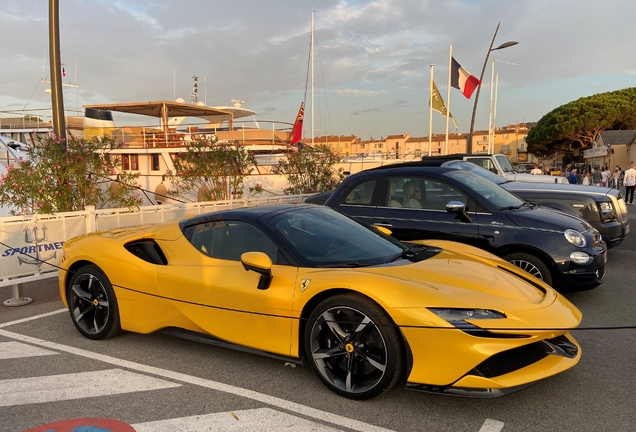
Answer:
(430, 80, 458, 130)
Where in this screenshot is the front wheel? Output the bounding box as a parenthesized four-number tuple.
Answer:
(67, 264, 121, 340)
(304, 293, 404, 400)
(503, 252, 553, 286)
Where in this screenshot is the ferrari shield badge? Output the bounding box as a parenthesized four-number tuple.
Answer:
(300, 278, 311, 292)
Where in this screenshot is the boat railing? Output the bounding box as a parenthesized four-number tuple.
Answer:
(0, 108, 83, 131)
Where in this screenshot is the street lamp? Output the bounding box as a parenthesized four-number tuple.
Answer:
(467, 22, 518, 153)
(489, 59, 519, 153)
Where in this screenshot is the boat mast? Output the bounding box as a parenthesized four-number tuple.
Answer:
(311, 9, 315, 146)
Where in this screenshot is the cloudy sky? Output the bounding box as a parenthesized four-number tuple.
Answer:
(1, 0, 635, 140)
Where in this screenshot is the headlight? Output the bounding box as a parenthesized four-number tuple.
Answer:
(570, 251, 592, 265)
(428, 308, 506, 323)
(564, 229, 586, 247)
(598, 201, 615, 222)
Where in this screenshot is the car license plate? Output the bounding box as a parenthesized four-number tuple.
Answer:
(625, 223, 631, 235)
(604, 250, 608, 264)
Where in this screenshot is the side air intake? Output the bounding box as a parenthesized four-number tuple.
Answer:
(124, 239, 168, 265)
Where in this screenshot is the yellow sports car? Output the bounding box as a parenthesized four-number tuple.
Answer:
(58, 204, 582, 400)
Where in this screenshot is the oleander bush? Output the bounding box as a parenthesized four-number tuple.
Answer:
(167, 138, 256, 201)
(0, 134, 142, 215)
(276, 144, 344, 194)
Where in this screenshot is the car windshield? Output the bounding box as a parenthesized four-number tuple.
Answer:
(442, 160, 507, 185)
(495, 155, 516, 173)
(270, 207, 407, 267)
(444, 170, 525, 209)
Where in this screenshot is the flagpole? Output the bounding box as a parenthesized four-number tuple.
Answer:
(429, 64, 434, 156)
(488, 59, 495, 153)
(311, 9, 315, 146)
(445, 45, 452, 155)
(493, 72, 499, 154)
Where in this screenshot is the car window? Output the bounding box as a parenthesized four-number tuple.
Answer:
(445, 170, 524, 209)
(420, 178, 469, 210)
(342, 180, 376, 205)
(381, 177, 423, 208)
(188, 220, 283, 264)
(495, 155, 515, 173)
(380, 176, 477, 211)
(271, 207, 404, 266)
(465, 157, 498, 174)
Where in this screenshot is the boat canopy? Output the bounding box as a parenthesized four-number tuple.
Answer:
(82, 100, 236, 134)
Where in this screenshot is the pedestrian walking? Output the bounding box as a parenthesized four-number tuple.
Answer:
(624, 162, 636, 205)
(530, 164, 542, 175)
(582, 170, 591, 185)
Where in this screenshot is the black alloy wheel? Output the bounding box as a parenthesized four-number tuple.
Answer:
(503, 252, 553, 287)
(305, 293, 404, 400)
(67, 264, 121, 340)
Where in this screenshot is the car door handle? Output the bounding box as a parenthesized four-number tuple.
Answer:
(373, 223, 393, 227)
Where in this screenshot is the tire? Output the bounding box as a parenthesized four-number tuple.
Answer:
(304, 293, 404, 400)
(503, 252, 553, 286)
(67, 264, 122, 340)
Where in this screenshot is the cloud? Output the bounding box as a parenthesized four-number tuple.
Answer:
(351, 108, 381, 116)
(334, 89, 385, 97)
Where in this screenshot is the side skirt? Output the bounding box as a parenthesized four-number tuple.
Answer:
(161, 327, 305, 366)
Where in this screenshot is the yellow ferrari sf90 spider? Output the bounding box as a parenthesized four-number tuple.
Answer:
(58, 204, 582, 400)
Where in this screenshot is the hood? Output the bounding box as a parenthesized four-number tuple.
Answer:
(503, 181, 611, 197)
(505, 206, 591, 233)
(504, 173, 568, 184)
(357, 244, 557, 312)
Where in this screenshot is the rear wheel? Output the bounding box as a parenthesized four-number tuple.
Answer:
(503, 252, 553, 286)
(67, 264, 121, 340)
(305, 293, 404, 400)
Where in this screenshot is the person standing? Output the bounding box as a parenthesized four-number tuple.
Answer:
(582, 170, 591, 185)
(624, 162, 636, 205)
(591, 167, 602, 186)
(530, 164, 542, 175)
(601, 167, 609, 187)
(610, 168, 621, 189)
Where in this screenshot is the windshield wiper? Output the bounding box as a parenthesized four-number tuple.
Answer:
(317, 262, 368, 268)
(388, 249, 416, 263)
(500, 204, 523, 211)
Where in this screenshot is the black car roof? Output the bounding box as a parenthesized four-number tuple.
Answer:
(181, 204, 318, 228)
(365, 164, 458, 174)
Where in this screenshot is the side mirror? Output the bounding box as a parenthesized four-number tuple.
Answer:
(241, 252, 273, 290)
(373, 225, 393, 236)
(445, 200, 472, 223)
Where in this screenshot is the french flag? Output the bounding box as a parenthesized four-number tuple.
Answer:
(451, 57, 480, 99)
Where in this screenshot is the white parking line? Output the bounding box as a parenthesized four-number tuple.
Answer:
(0, 308, 67, 329)
(0, 341, 58, 359)
(133, 407, 343, 432)
(479, 418, 505, 432)
(0, 368, 180, 407)
(0, 326, 395, 432)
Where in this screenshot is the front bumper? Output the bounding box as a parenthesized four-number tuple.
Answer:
(596, 220, 630, 248)
(403, 332, 581, 398)
(553, 244, 607, 289)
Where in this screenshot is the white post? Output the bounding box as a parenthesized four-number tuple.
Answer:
(85, 205, 96, 233)
(3, 284, 33, 307)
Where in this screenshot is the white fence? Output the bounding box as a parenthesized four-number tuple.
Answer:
(0, 194, 313, 288)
